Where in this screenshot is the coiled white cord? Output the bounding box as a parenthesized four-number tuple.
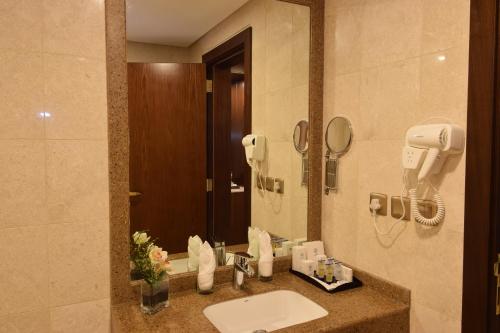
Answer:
(409, 188, 445, 226)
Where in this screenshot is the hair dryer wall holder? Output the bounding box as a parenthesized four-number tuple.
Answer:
(324, 152, 339, 195)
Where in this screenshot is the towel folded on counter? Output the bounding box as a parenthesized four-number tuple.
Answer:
(258, 230, 273, 277)
(188, 235, 202, 271)
(247, 226, 261, 260)
(197, 241, 216, 291)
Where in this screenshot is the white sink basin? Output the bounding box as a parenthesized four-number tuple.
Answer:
(203, 290, 328, 333)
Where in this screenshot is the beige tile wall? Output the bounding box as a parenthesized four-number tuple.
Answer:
(189, 0, 310, 241)
(0, 0, 110, 332)
(127, 41, 191, 63)
(322, 0, 470, 332)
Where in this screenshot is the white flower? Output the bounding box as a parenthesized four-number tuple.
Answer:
(133, 231, 150, 245)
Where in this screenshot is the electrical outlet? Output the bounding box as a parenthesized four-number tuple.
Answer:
(391, 196, 410, 220)
(369, 193, 388, 216)
(256, 175, 285, 194)
(274, 178, 284, 194)
(417, 199, 438, 219)
(391, 197, 437, 220)
(402, 146, 426, 169)
(265, 177, 275, 192)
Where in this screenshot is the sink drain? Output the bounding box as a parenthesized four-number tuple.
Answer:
(253, 330, 268, 333)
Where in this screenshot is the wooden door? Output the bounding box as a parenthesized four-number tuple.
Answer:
(462, 0, 500, 331)
(128, 63, 206, 254)
(212, 64, 232, 244)
(203, 28, 252, 246)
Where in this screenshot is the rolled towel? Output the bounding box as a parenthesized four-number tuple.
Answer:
(197, 241, 216, 291)
(188, 235, 202, 271)
(258, 231, 273, 277)
(198, 272, 214, 291)
(247, 227, 261, 260)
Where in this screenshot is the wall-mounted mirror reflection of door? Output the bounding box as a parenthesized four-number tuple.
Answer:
(126, 0, 310, 275)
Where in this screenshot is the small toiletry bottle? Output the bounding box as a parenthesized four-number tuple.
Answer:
(325, 259, 334, 283)
(317, 259, 326, 279)
(281, 241, 294, 256)
(271, 239, 278, 254)
(333, 260, 343, 281)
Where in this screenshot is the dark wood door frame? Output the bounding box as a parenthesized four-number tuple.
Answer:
(202, 28, 252, 245)
(462, 0, 500, 331)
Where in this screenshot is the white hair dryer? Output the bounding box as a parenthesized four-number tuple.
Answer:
(242, 134, 266, 167)
(402, 124, 465, 226)
(404, 124, 465, 181)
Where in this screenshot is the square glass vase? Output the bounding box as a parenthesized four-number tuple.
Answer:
(140, 278, 169, 315)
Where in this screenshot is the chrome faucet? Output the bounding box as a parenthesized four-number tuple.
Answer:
(213, 240, 226, 267)
(233, 252, 255, 290)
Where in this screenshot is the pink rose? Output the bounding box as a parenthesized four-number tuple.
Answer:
(149, 246, 164, 263)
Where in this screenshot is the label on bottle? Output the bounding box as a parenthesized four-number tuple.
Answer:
(317, 260, 326, 278)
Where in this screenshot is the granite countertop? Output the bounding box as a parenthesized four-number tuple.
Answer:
(112, 271, 409, 333)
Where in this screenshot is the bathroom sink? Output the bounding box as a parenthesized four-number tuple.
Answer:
(203, 290, 328, 333)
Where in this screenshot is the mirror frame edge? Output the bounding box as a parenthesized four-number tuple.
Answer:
(105, 0, 325, 305)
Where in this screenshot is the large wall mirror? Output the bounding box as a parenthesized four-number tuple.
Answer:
(126, 0, 310, 275)
(106, 0, 324, 302)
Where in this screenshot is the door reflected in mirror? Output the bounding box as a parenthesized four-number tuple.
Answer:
(126, 0, 311, 276)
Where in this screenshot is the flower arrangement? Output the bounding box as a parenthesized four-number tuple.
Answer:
(130, 231, 170, 285)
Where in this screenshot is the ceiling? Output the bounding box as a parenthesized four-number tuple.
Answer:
(126, 0, 250, 47)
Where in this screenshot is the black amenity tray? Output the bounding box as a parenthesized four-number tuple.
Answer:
(289, 268, 362, 294)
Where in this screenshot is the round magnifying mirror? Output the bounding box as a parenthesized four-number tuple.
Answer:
(325, 117, 352, 155)
(293, 120, 309, 153)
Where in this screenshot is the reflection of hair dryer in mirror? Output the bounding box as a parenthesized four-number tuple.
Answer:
(402, 124, 465, 226)
(242, 134, 266, 168)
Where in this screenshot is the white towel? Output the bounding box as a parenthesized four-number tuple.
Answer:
(197, 241, 216, 291)
(258, 231, 273, 277)
(247, 227, 261, 260)
(188, 235, 202, 271)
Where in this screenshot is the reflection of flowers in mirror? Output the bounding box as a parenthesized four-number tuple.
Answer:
(133, 231, 150, 244)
